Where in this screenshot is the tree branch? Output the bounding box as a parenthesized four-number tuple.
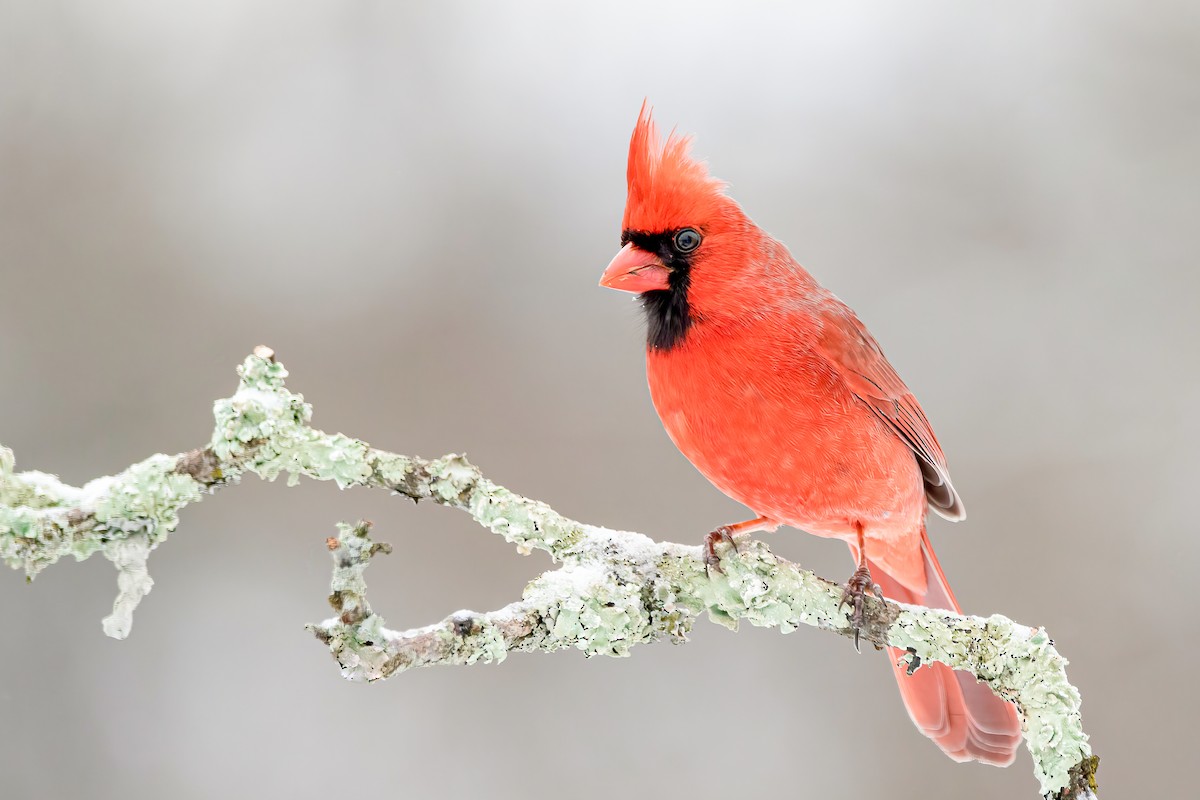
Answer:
(0, 347, 1098, 799)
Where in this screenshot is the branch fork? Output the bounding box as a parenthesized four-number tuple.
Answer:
(0, 347, 1098, 799)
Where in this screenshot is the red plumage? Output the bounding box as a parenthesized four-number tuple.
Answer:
(600, 104, 1021, 766)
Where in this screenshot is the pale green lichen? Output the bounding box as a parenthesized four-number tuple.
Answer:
(70, 534, 105, 563)
(90, 455, 203, 538)
(290, 431, 373, 489)
(0, 463, 84, 510)
(678, 537, 843, 634)
(328, 521, 376, 598)
(314, 522, 700, 681)
(531, 565, 651, 656)
(468, 484, 584, 558)
(0, 450, 204, 579)
(885, 608, 1091, 796)
(211, 357, 372, 489)
(0, 453, 193, 578)
(0, 504, 45, 570)
(517, 528, 701, 655)
(1, 351, 480, 640)
(3, 350, 1096, 798)
(992, 625, 1091, 796)
(369, 451, 418, 490)
(426, 454, 477, 502)
(469, 620, 510, 664)
(311, 521, 521, 681)
(315, 517, 1093, 796)
(0, 350, 380, 636)
(440, 616, 510, 666)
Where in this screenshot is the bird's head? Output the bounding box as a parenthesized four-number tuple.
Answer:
(599, 104, 760, 350)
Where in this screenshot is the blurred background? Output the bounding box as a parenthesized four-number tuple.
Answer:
(1, 2, 1195, 798)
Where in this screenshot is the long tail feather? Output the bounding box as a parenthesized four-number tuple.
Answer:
(857, 530, 1022, 765)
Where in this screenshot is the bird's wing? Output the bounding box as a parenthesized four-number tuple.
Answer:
(815, 303, 965, 520)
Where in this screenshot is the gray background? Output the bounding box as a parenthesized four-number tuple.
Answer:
(1, 2, 1195, 798)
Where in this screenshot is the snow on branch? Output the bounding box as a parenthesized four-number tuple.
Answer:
(0, 347, 1098, 799)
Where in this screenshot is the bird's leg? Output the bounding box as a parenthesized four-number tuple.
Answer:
(704, 516, 778, 573)
(840, 523, 884, 652)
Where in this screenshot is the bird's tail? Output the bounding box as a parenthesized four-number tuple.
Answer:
(857, 529, 1022, 765)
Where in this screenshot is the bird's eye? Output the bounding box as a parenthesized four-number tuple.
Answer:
(674, 228, 702, 253)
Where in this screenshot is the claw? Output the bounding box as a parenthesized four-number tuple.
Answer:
(839, 564, 883, 652)
(704, 527, 739, 574)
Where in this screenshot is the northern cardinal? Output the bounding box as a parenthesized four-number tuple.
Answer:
(599, 105, 1021, 766)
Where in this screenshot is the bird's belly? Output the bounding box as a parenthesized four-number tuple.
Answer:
(647, 344, 923, 541)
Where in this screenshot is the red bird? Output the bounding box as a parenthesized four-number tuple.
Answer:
(599, 106, 1021, 766)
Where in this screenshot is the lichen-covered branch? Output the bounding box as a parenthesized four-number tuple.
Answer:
(0, 347, 1097, 799)
(0, 346, 565, 627)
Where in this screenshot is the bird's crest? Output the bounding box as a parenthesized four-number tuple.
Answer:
(623, 102, 729, 233)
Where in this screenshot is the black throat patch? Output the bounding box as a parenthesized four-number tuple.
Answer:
(622, 229, 695, 351)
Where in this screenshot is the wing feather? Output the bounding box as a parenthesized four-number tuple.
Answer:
(815, 303, 965, 521)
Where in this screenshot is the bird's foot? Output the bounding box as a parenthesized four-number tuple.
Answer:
(839, 564, 884, 652)
(704, 527, 739, 574)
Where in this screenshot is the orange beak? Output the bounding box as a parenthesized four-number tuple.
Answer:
(599, 243, 670, 293)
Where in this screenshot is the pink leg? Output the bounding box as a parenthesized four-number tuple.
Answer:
(839, 522, 884, 651)
(703, 516, 779, 573)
